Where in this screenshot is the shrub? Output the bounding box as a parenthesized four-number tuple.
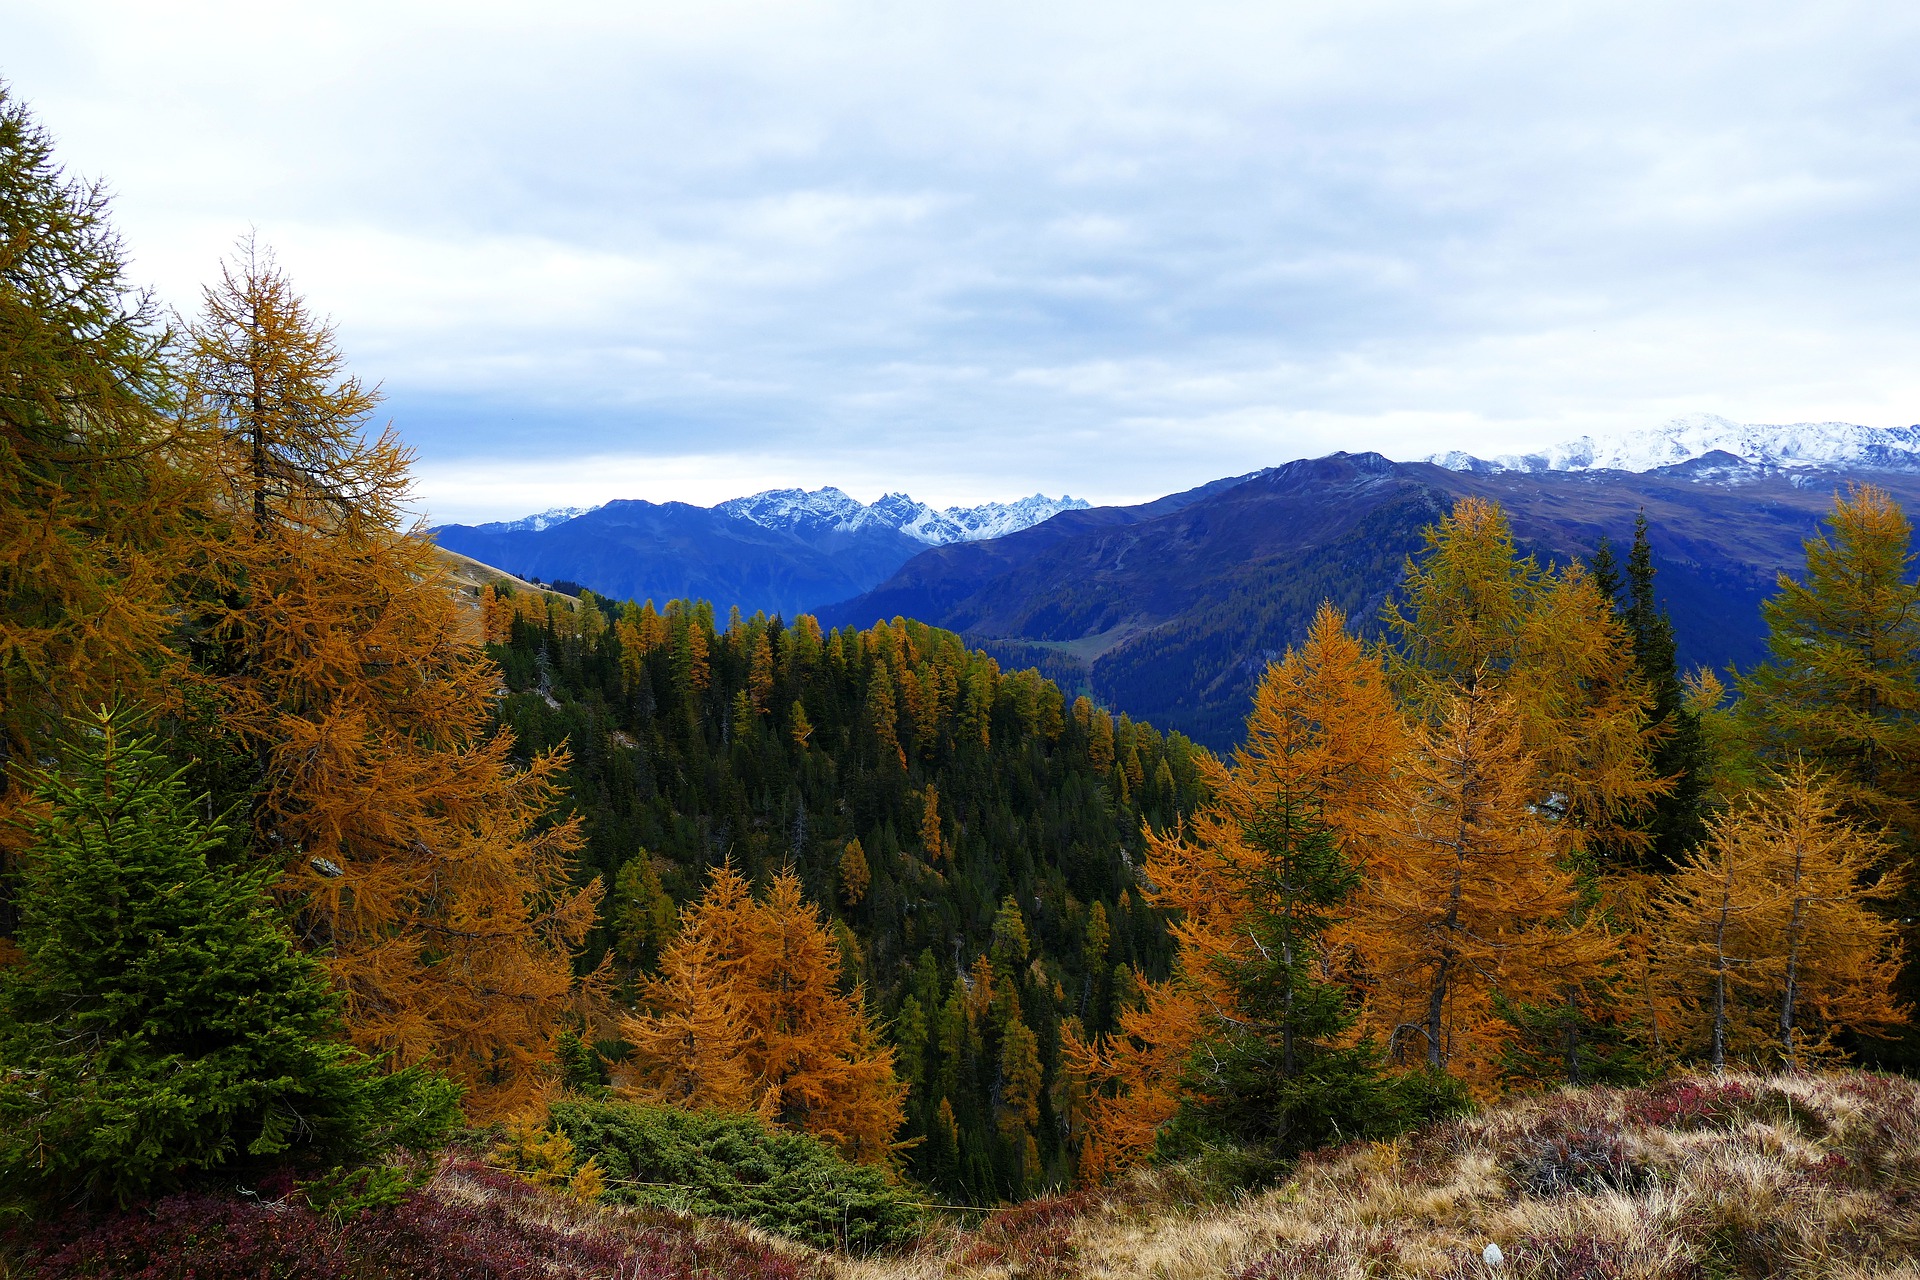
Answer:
(548, 1098, 921, 1250)
(1509, 1127, 1649, 1197)
(1624, 1079, 1753, 1130)
(9, 1166, 811, 1280)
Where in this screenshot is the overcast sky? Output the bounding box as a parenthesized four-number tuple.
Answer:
(9, 1, 1920, 522)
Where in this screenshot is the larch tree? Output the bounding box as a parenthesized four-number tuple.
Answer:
(1354, 686, 1620, 1091)
(0, 86, 195, 927)
(180, 242, 601, 1117)
(1649, 765, 1906, 1071)
(620, 926, 756, 1112)
(1385, 497, 1665, 860)
(621, 865, 905, 1164)
(1736, 485, 1920, 847)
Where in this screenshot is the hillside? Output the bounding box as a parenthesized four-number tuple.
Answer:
(849, 1069, 1920, 1280)
(25, 1070, 1917, 1278)
(825, 452, 1920, 748)
(483, 590, 1206, 1201)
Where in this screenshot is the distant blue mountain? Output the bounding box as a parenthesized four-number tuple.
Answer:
(430, 487, 1086, 618)
(822, 451, 1920, 749)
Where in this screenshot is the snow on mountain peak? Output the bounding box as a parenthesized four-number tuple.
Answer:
(472, 504, 600, 533)
(714, 486, 1088, 544)
(1426, 415, 1920, 476)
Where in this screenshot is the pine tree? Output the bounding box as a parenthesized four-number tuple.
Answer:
(612, 852, 677, 974)
(0, 706, 460, 1208)
(181, 245, 601, 1117)
(1622, 513, 1710, 867)
(1178, 794, 1429, 1161)
(996, 1001, 1044, 1187)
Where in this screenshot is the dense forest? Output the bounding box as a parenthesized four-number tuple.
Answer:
(482, 589, 1204, 1197)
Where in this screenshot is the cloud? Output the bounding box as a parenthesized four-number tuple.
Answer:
(9, 0, 1920, 518)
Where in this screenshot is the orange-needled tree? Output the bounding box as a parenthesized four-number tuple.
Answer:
(1355, 686, 1621, 1092)
(0, 87, 199, 928)
(621, 864, 905, 1163)
(179, 240, 600, 1117)
(1649, 764, 1906, 1071)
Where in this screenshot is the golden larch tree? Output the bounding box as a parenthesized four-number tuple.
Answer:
(181, 242, 601, 1117)
(1649, 764, 1906, 1071)
(0, 89, 198, 923)
(1354, 686, 1619, 1091)
(1385, 497, 1665, 859)
(1736, 485, 1920, 846)
(621, 864, 905, 1163)
(621, 926, 755, 1111)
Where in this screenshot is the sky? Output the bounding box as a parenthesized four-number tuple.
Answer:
(8, 1, 1920, 523)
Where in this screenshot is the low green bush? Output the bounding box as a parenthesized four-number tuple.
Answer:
(547, 1099, 921, 1251)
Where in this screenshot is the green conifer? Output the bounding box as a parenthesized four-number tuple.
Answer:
(0, 706, 460, 1208)
(1624, 513, 1710, 867)
(1177, 794, 1449, 1164)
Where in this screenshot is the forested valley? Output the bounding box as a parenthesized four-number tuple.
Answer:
(9, 75, 1920, 1279)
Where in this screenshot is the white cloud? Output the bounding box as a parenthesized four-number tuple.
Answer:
(8, 0, 1920, 519)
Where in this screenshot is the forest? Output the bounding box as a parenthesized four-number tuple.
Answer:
(5, 73, 1920, 1277)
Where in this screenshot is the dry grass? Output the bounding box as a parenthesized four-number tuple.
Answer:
(839, 1071, 1920, 1280)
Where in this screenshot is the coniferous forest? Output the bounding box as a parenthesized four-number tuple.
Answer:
(11, 73, 1920, 1279)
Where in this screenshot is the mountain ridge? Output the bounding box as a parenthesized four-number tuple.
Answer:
(1427, 412, 1920, 475)
(826, 449, 1920, 747)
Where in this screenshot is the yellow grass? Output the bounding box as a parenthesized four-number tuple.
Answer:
(839, 1070, 1920, 1280)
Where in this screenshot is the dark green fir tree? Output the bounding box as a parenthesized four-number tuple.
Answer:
(1173, 794, 1458, 1170)
(0, 705, 461, 1209)
(1622, 513, 1710, 868)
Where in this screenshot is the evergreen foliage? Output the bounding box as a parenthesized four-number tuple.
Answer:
(1619, 514, 1710, 868)
(547, 1098, 922, 1251)
(0, 706, 460, 1209)
(487, 597, 1201, 1200)
(1174, 795, 1452, 1166)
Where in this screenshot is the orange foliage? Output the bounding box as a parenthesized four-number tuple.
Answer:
(1072, 606, 1402, 1177)
(1353, 686, 1619, 1091)
(182, 244, 601, 1118)
(622, 864, 906, 1163)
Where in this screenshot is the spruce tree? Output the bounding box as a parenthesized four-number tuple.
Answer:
(0, 706, 460, 1208)
(1178, 794, 1419, 1162)
(1622, 513, 1710, 868)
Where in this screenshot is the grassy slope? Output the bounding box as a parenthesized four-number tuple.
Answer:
(28, 1072, 1917, 1278)
(849, 1071, 1920, 1280)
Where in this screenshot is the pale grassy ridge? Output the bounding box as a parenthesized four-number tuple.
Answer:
(840, 1072, 1920, 1280)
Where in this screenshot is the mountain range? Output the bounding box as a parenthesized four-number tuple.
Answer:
(437, 416, 1920, 748)
(431, 488, 1087, 619)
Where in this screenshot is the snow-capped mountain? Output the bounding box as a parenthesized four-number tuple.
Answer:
(468, 505, 602, 534)
(713, 487, 1088, 546)
(1427, 413, 1920, 476)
